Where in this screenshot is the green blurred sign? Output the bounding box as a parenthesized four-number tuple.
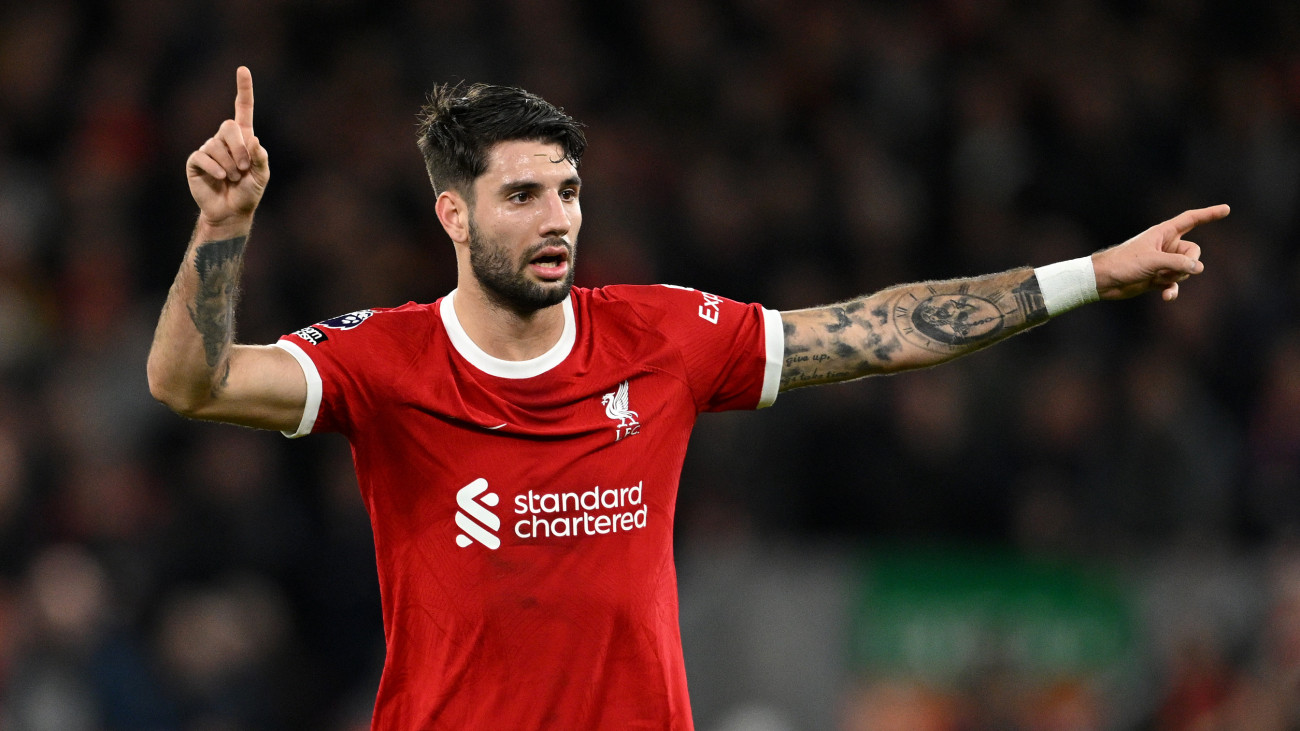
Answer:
(851, 546, 1135, 683)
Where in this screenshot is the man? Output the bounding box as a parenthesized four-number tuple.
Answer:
(147, 67, 1228, 729)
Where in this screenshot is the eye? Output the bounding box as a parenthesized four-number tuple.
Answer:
(560, 187, 579, 202)
(508, 191, 532, 203)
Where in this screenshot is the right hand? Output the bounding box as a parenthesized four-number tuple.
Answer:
(1092, 204, 1228, 302)
(186, 66, 269, 230)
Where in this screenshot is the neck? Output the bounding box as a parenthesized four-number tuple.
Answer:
(451, 283, 567, 361)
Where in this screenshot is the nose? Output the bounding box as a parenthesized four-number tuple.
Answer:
(538, 190, 574, 239)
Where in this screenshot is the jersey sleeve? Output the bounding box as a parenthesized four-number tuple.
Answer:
(274, 304, 431, 438)
(614, 285, 784, 412)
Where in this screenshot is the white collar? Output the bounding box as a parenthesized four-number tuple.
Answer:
(439, 289, 576, 379)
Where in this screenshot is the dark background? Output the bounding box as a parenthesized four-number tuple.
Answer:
(0, 0, 1295, 728)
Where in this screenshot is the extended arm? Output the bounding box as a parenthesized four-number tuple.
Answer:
(780, 268, 1046, 389)
(779, 204, 1229, 392)
(147, 67, 306, 431)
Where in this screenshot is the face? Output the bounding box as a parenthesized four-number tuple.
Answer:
(464, 139, 582, 314)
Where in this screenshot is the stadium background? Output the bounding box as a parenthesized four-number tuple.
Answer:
(0, 0, 1296, 728)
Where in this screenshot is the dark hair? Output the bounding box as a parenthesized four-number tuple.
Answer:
(416, 82, 587, 199)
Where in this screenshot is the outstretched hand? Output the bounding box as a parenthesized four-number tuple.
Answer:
(186, 66, 270, 230)
(1092, 204, 1230, 302)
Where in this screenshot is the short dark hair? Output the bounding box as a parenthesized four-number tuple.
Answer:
(416, 82, 587, 198)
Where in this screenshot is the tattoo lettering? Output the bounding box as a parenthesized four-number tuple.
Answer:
(187, 236, 247, 392)
(783, 367, 855, 386)
(785, 353, 832, 367)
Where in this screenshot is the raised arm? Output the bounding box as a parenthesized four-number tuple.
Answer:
(779, 204, 1229, 391)
(147, 66, 306, 431)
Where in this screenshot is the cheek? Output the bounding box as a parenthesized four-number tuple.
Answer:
(481, 209, 533, 240)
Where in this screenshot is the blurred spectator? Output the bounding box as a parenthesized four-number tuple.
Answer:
(154, 574, 293, 729)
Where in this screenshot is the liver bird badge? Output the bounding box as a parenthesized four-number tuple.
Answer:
(601, 380, 640, 441)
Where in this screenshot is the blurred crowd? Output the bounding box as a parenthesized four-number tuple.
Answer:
(1, 0, 1298, 728)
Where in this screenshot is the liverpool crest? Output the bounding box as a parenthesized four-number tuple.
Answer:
(601, 381, 640, 441)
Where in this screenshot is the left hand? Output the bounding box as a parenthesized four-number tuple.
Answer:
(1093, 204, 1230, 302)
(186, 66, 269, 234)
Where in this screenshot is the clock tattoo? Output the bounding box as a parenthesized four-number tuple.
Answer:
(891, 284, 1015, 353)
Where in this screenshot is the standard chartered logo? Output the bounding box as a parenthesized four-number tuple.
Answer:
(454, 478, 648, 549)
(455, 478, 501, 549)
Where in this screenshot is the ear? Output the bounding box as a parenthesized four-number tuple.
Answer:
(435, 190, 471, 244)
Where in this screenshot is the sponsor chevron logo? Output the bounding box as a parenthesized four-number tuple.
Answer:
(455, 478, 500, 549)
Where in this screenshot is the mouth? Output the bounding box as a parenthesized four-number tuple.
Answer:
(527, 243, 571, 281)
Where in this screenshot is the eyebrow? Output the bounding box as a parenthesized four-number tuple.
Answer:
(496, 175, 583, 197)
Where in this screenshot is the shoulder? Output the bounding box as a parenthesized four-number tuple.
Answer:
(287, 301, 439, 353)
(324, 301, 437, 332)
(581, 284, 721, 325)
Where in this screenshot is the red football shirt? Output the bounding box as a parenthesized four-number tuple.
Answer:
(276, 284, 783, 730)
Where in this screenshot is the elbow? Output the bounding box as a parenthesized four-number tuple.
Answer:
(146, 362, 208, 418)
(147, 377, 198, 417)
(147, 382, 184, 416)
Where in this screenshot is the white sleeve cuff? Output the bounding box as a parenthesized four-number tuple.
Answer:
(758, 308, 784, 409)
(273, 340, 323, 438)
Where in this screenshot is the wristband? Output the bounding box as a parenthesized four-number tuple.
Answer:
(1034, 256, 1098, 317)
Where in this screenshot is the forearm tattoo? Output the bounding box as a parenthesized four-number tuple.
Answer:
(1012, 275, 1049, 325)
(187, 236, 247, 392)
(780, 269, 1050, 390)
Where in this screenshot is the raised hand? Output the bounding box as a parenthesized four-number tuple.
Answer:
(1093, 204, 1230, 302)
(186, 66, 270, 230)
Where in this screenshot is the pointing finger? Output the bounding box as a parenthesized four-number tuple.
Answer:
(1168, 204, 1230, 235)
(234, 66, 254, 135)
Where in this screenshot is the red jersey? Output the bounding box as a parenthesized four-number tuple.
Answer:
(276, 284, 783, 730)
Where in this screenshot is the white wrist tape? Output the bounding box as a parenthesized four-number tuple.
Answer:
(1034, 256, 1098, 317)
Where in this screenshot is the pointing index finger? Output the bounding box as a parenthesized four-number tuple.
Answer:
(234, 66, 254, 134)
(1169, 204, 1230, 235)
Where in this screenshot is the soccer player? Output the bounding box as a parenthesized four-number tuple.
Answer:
(147, 66, 1228, 729)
